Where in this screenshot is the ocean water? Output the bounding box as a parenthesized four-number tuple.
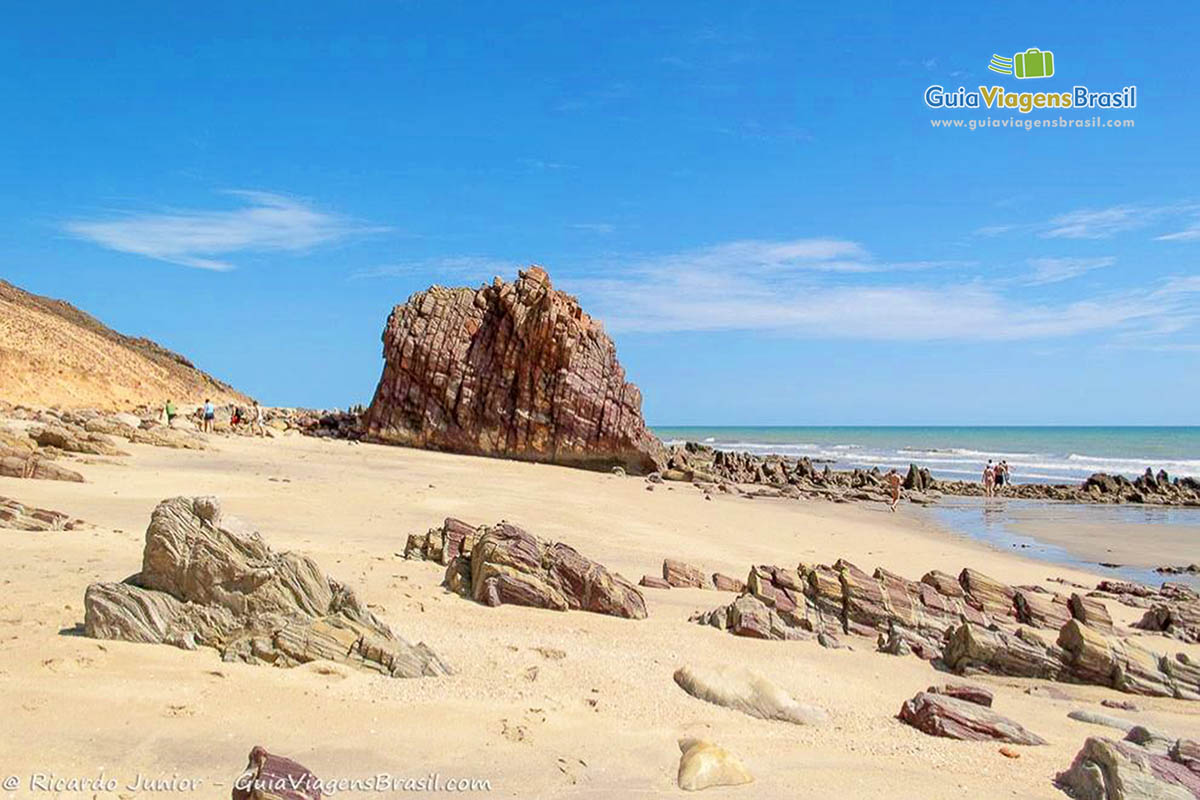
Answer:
(652, 426, 1200, 484)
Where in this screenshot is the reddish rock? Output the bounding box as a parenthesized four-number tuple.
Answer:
(362, 267, 664, 474)
(959, 568, 1017, 621)
(1056, 736, 1200, 799)
(465, 522, 646, 619)
(898, 691, 1046, 745)
(711, 572, 746, 592)
(0, 496, 87, 531)
(1069, 592, 1116, 635)
(232, 746, 321, 800)
(663, 558, 706, 589)
(1014, 589, 1073, 630)
(639, 575, 670, 590)
(927, 683, 994, 708)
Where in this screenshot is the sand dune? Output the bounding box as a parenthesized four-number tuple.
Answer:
(0, 279, 246, 411)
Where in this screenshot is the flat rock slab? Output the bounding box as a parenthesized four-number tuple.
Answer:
(898, 691, 1047, 745)
(673, 664, 827, 725)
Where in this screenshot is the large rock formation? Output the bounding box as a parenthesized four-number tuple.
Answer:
(363, 267, 664, 474)
(83, 496, 449, 678)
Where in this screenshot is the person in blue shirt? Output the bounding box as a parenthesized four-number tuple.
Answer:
(203, 399, 215, 433)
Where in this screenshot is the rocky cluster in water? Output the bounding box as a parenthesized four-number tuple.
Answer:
(659, 441, 1200, 508)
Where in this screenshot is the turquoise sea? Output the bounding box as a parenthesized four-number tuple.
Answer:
(652, 426, 1200, 484)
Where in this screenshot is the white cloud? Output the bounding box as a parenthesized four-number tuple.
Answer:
(979, 202, 1200, 241)
(1025, 256, 1116, 285)
(1156, 221, 1200, 241)
(560, 241, 1200, 342)
(65, 190, 383, 271)
(1042, 206, 1156, 239)
(350, 256, 516, 282)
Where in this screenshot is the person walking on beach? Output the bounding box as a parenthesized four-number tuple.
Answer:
(164, 399, 176, 425)
(983, 460, 996, 497)
(885, 468, 903, 511)
(251, 401, 266, 437)
(202, 399, 215, 434)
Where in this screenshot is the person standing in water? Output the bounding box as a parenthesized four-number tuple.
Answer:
(885, 468, 903, 511)
(983, 460, 996, 497)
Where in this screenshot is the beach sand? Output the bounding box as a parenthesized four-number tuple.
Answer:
(3, 434, 1199, 799)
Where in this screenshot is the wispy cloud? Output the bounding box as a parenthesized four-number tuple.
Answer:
(65, 190, 383, 271)
(350, 256, 515, 282)
(978, 202, 1200, 241)
(1042, 206, 1162, 239)
(606, 238, 967, 276)
(1025, 256, 1116, 285)
(568, 222, 616, 234)
(558, 239, 1199, 342)
(1156, 216, 1200, 241)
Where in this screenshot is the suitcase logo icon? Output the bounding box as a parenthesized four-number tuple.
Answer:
(988, 48, 1055, 79)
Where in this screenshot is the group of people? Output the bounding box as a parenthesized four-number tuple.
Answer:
(983, 459, 1012, 497)
(163, 398, 267, 436)
(881, 459, 1015, 511)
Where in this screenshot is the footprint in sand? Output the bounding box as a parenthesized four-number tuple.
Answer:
(165, 703, 195, 718)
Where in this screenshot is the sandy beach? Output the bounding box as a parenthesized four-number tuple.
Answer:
(4, 433, 1200, 799)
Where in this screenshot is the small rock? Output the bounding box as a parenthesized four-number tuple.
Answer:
(677, 738, 754, 792)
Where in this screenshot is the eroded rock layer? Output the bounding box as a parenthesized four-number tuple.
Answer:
(363, 267, 664, 474)
(83, 496, 449, 678)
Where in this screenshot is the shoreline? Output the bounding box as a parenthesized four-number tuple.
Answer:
(921, 497, 1200, 589)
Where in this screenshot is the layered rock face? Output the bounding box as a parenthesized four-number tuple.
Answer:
(690, 558, 1200, 701)
(0, 496, 87, 531)
(84, 496, 449, 678)
(407, 517, 647, 619)
(363, 267, 664, 474)
(1056, 734, 1200, 799)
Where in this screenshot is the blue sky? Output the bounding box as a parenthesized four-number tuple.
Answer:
(3, 2, 1198, 424)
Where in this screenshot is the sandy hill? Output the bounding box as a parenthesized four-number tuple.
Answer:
(0, 278, 248, 411)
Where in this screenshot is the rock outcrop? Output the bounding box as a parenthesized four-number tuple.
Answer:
(673, 664, 827, 725)
(410, 517, 646, 619)
(0, 496, 87, 531)
(897, 691, 1046, 745)
(663, 440, 1200, 508)
(83, 496, 449, 678)
(1056, 735, 1200, 799)
(676, 738, 754, 792)
(363, 267, 664, 474)
(943, 619, 1200, 701)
